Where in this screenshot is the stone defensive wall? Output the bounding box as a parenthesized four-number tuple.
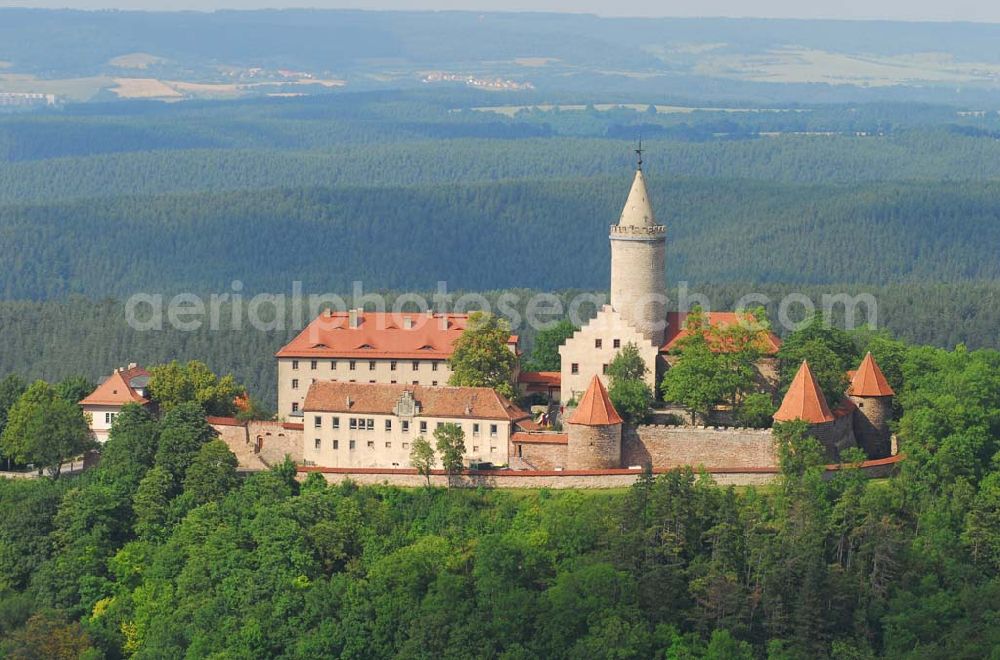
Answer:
(623, 425, 778, 469)
(298, 454, 903, 489)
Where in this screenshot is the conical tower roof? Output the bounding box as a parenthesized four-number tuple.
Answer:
(773, 360, 835, 424)
(849, 352, 895, 397)
(568, 375, 623, 426)
(618, 169, 657, 228)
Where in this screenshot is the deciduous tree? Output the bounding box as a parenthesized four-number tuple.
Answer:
(433, 423, 466, 477)
(447, 312, 516, 399)
(409, 435, 436, 487)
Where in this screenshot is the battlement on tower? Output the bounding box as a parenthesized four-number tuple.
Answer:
(609, 224, 665, 238)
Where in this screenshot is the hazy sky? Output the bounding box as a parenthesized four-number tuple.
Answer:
(2, 0, 999, 23)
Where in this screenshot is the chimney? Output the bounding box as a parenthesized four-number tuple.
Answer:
(425, 309, 434, 317)
(128, 362, 137, 370)
(346, 395, 353, 409)
(403, 317, 413, 329)
(349, 308, 360, 328)
(323, 308, 332, 318)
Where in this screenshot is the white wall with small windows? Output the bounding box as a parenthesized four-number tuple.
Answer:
(302, 410, 511, 469)
(558, 305, 659, 404)
(80, 404, 124, 443)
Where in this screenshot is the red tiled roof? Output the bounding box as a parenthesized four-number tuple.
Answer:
(848, 352, 895, 397)
(661, 311, 781, 354)
(773, 360, 835, 424)
(518, 371, 561, 386)
(79, 368, 149, 407)
(302, 381, 529, 422)
(511, 432, 569, 445)
(207, 416, 245, 427)
(276, 311, 518, 359)
(568, 375, 623, 426)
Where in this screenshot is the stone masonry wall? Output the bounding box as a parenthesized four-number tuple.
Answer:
(512, 443, 568, 470)
(567, 423, 622, 470)
(850, 395, 893, 458)
(623, 425, 778, 469)
(809, 413, 857, 461)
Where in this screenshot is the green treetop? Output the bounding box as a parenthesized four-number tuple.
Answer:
(525, 319, 577, 372)
(0, 380, 94, 478)
(409, 435, 436, 487)
(606, 342, 652, 425)
(447, 312, 517, 400)
(148, 360, 244, 416)
(433, 422, 466, 477)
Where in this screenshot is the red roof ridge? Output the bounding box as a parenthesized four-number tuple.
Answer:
(849, 352, 895, 397)
(568, 375, 623, 426)
(276, 310, 517, 359)
(773, 360, 835, 424)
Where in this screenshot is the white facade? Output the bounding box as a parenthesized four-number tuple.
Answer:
(558, 305, 659, 404)
(303, 411, 512, 469)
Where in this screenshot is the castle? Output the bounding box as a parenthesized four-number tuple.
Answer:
(82, 158, 898, 479)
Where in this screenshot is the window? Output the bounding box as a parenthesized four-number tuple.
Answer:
(310, 360, 317, 370)
(490, 424, 498, 437)
(333, 417, 340, 429)
(367, 440, 374, 448)
(412, 361, 419, 371)
(602, 364, 609, 374)
(490, 446, 497, 453)
(105, 412, 115, 424)
(369, 380, 375, 384)
(391, 380, 397, 384)
(432, 381, 438, 386)
(291, 402, 299, 413)
(420, 421, 427, 433)
(412, 380, 419, 385)
(613, 339, 621, 348)
(390, 360, 397, 371)
(333, 440, 339, 449)
(385, 419, 392, 431)
(292, 378, 299, 390)
(473, 446, 479, 453)
(349, 440, 356, 450)
(402, 442, 409, 450)
(330, 360, 337, 370)
(350, 418, 358, 430)
(369, 361, 376, 371)
(402, 420, 410, 433)
(432, 362, 438, 372)
(571, 363, 579, 374)
(292, 360, 299, 370)
(349, 360, 356, 371)
(385, 442, 392, 448)
(436, 421, 444, 429)
(366, 418, 374, 431)
(473, 423, 480, 436)
(314, 438, 321, 449)
(314, 415, 322, 428)
(595, 338, 602, 348)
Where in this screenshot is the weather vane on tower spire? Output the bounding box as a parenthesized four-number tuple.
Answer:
(635, 136, 643, 171)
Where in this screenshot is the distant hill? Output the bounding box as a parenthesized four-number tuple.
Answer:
(3, 9, 1000, 104)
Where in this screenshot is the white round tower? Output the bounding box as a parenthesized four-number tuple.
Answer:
(609, 163, 667, 347)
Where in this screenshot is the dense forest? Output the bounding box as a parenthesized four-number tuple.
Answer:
(0, 331, 998, 658)
(1, 93, 999, 402)
(3, 95, 1000, 300)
